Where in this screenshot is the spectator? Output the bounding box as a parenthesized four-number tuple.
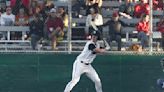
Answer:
(29, 14, 44, 50)
(15, 8, 29, 26)
(0, 7, 15, 40)
(157, 17, 164, 50)
(0, 7, 15, 26)
(29, 0, 38, 16)
(57, 6, 68, 28)
(0, 1, 6, 13)
(36, 1, 47, 21)
(45, 8, 64, 50)
(11, 0, 30, 15)
(0, 11, 1, 25)
(86, 8, 103, 40)
(119, 0, 134, 18)
(14, 8, 29, 40)
(134, 0, 150, 18)
(45, 0, 55, 14)
(136, 14, 150, 50)
(153, 0, 164, 10)
(72, 0, 85, 18)
(102, 11, 127, 51)
(85, 0, 102, 15)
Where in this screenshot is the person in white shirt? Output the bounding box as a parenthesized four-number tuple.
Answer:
(86, 8, 103, 40)
(0, 7, 15, 26)
(0, 7, 15, 40)
(64, 31, 107, 92)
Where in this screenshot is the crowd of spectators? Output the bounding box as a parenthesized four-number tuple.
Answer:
(0, 0, 163, 51)
(0, 0, 68, 50)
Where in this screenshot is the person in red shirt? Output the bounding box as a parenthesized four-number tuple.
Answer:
(136, 14, 150, 50)
(14, 8, 29, 40)
(157, 17, 164, 50)
(45, 8, 64, 50)
(134, 0, 150, 18)
(153, 0, 164, 10)
(10, 0, 30, 15)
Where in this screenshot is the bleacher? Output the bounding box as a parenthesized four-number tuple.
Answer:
(0, 0, 163, 51)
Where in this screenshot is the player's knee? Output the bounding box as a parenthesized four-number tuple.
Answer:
(94, 78, 101, 85)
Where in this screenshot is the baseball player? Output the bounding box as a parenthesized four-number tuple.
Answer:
(64, 31, 108, 92)
(157, 58, 164, 92)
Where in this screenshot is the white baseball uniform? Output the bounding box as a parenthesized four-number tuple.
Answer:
(64, 40, 103, 92)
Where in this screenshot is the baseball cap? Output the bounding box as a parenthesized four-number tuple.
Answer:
(112, 11, 119, 17)
(50, 8, 56, 13)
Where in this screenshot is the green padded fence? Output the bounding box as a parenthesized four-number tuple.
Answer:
(0, 53, 163, 92)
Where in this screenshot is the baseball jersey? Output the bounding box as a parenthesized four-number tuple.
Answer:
(77, 40, 99, 63)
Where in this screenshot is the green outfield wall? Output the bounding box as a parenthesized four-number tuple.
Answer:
(0, 53, 163, 92)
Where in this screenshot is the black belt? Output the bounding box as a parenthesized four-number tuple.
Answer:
(81, 61, 90, 65)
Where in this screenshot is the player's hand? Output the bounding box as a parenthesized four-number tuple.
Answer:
(105, 46, 110, 51)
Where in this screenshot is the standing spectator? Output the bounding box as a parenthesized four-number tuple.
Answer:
(157, 17, 164, 50)
(102, 11, 127, 51)
(134, 0, 150, 18)
(14, 8, 29, 40)
(29, 14, 44, 50)
(45, 8, 64, 50)
(86, 8, 103, 40)
(136, 14, 150, 50)
(119, 0, 134, 18)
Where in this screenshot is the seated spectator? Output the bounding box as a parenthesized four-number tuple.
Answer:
(11, 0, 30, 15)
(13, 8, 29, 40)
(85, 0, 102, 15)
(36, 1, 47, 21)
(15, 8, 29, 26)
(29, 14, 44, 50)
(29, 0, 37, 16)
(86, 8, 103, 40)
(0, 7, 15, 26)
(119, 0, 134, 18)
(136, 14, 150, 50)
(102, 11, 127, 51)
(45, 8, 64, 50)
(157, 17, 164, 50)
(57, 6, 68, 39)
(134, 0, 150, 18)
(72, 0, 85, 18)
(57, 6, 68, 28)
(0, 1, 6, 13)
(153, 0, 164, 10)
(0, 7, 15, 40)
(45, 0, 55, 14)
(0, 11, 1, 25)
